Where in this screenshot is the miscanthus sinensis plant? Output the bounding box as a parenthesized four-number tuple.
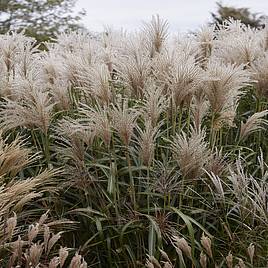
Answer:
(0, 15, 268, 267)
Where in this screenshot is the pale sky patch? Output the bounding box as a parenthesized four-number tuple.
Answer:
(76, 0, 268, 33)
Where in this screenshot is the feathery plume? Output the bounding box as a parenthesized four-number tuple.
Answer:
(247, 243, 255, 264)
(251, 53, 268, 98)
(190, 94, 209, 130)
(226, 251, 233, 268)
(240, 110, 268, 140)
(204, 60, 250, 128)
(159, 249, 172, 264)
(28, 223, 40, 244)
(135, 121, 159, 166)
(168, 52, 203, 109)
(215, 20, 264, 65)
(142, 82, 168, 127)
(0, 88, 55, 134)
(59, 247, 69, 268)
(206, 171, 225, 203)
(205, 149, 228, 177)
(152, 162, 180, 196)
(196, 25, 216, 66)
(145, 259, 155, 268)
(78, 63, 112, 104)
(115, 50, 151, 98)
(200, 251, 208, 268)
(142, 14, 169, 57)
(79, 102, 111, 147)
(0, 133, 37, 177)
(201, 233, 213, 259)
(6, 212, 17, 241)
(27, 243, 43, 267)
(47, 232, 62, 255)
(172, 236, 192, 259)
(111, 99, 139, 146)
(171, 128, 210, 179)
(237, 258, 246, 268)
(49, 79, 72, 111)
(69, 252, 87, 268)
(147, 255, 162, 268)
(49, 257, 60, 268)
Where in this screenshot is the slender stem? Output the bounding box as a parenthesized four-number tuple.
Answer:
(179, 176, 185, 211)
(209, 113, 216, 149)
(177, 107, 183, 133)
(126, 146, 136, 210)
(186, 105, 191, 133)
(172, 104, 177, 136)
(146, 166, 150, 214)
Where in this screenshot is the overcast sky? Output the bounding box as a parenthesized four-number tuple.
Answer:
(76, 0, 268, 33)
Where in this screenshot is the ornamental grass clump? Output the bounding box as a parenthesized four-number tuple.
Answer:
(0, 16, 267, 267)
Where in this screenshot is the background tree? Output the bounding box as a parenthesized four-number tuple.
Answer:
(211, 2, 265, 28)
(0, 0, 86, 42)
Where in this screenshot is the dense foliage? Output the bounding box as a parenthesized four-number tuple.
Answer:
(0, 0, 85, 43)
(0, 16, 268, 267)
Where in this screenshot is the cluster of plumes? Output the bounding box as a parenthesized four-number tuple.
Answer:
(0, 17, 267, 147)
(2, 212, 87, 268)
(145, 233, 255, 268)
(0, 15, 268, 266)
(0, 131, 86, 266)
(0, 133, 58, 223)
